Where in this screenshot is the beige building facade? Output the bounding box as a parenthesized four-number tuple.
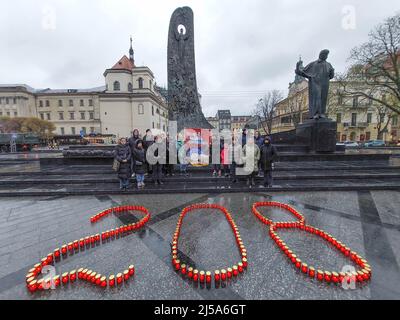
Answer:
(0, 42, 168, 139)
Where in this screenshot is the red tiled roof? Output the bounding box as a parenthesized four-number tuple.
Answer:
(111, 55, 135, 71)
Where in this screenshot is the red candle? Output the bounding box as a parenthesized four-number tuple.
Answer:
(53, 275, 60, 287)
(233, 266, 239, 277)
(221, 269, 227, 281)
(77, 268, 84, 279)
(95, 274, 102, 286)
(181, 264, 187, 275)
(199, 271, 205, 283)
(116, 273, 123, 285)
(109, 275, 115, 287)
(54, 248, 60, 259)
(214, 270, 220, 282)
(227, 268, 233, 278)
(129, 265, 135, 276)
(242, 258, 248, 268)
(238, 263, 244, 273)
(68, 242, 74, 253)
(73, 240, 79, 250)
(187, 267, 193, 279)
(123, 270, 130, 281)
(86, 270, 93, 282)
(324, 271, 332, 283)
(28, 280, 38, 293)
(301, 263, 308, 274)
(193, 270, 199, 282)
(309, 267, 315, 278)
(174, 259, 181, 271)
(206, 271, 212, 283)
(295, 259, 302, 269)
(62, 272, 69, 284)
(100, 276, 107, 288)
(90, 272, 97, 284)
(69, 270, 77, 282)
(61, 245, 67, 255)
(332, 272, 339, 283)
(317, 270, 324, 281)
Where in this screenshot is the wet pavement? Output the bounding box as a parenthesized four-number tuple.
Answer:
(0, 191, 399, 300)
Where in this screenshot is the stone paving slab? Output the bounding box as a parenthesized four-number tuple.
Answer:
(0, 191, 399, 300)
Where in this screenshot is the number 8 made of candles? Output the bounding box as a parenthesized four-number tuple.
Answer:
(25, 206, 151, 293)
(251, 201, 371, 286)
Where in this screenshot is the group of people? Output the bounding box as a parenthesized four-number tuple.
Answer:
(113, 128, 278, 190)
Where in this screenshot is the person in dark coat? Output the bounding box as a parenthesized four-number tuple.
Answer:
(260, 136, 278, 187)
(255, 130, 264, 177)
(128, 129, 141, 177)
(132, 140, 147, 189)
(114, 137, 132, 190)
(241, 128, 248, 146)
(164, 135, 175, 176)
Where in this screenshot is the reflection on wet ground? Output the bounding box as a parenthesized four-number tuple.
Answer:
(0, 191, 399, 300)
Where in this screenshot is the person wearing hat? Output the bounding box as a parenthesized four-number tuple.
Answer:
(260, 136, 278, 188)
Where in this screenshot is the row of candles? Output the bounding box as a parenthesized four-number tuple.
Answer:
(252, 201, 372, 285)
(171, 203, 248, 285)
(26, 265, 135, 292)
(26, 206, 151, 293)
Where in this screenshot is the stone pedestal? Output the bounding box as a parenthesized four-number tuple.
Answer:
(296, 118, 337, 153)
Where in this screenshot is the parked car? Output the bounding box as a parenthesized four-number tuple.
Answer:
(343, 141, 359, 148)
(364, 140, 385, 147)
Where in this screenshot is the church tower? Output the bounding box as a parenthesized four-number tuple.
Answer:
(129, 36, 135, 65)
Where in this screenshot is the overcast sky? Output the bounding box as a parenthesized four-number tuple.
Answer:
(1, 0, 399, 116)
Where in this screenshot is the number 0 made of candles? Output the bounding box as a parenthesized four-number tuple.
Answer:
(25, 206, 151, 293)
(251, 201, 372, 285)
(171, 203, 248, 286)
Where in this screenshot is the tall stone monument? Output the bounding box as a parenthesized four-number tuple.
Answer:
(167, 6, 213, 131)
(295, 50, 337, 153)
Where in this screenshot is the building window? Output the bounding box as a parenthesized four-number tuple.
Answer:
(152, 105, 154, 116)
(138, 78, 144, 89)
(152, 122, 155, 129)
(46, 100, 50, 107)
(59, 112, 64, 120)
(14, 112, 17, 117)
(89, 99, 93, 107)
(58, 100, 63, 107)
(70, 112, 75, 120)
(46, 113, 51, 120)
(149, 80, 152, 89)
(0, 112, 2, 116)
(392, 116, 398, 126)
(113, 81, 120, 91)
(80, 112, 85, 120)
(336, 113, 342, 123)
(128, 83, 133, 92)
(81, 127, 86, 135)
(366, 132, 371, 140)
(40, 113, 44, 120)
(89, 112, 94, 120)
(352, 97, 358, 108)
(90, 127, 95, 133)
(71, 127, 76, 135)
(351, 113, 357, 126)
(367, 113, 372, 124)
(138, 104, 144, 115)
(6, 112, 10, 117)
(80, 99, 84, 107)
(39, 100, 43, 107)
(379, 113, 385, 123)
(60, 127, 65, 135)
(69, 100, 74, 107)
(13, 98, 17, 104)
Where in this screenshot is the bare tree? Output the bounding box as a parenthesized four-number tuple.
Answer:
(337, 14, 400, 115)
(253, 90, 284, 134)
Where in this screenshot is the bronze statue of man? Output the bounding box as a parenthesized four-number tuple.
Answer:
(295, 49, 335, 119)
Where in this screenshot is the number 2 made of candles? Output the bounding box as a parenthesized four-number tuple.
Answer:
(26, 206, 150, 293)
(251, 201, 371, 285)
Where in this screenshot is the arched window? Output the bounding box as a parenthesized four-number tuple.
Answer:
(113, 81, 120, 91)
(138, 78, 144, 89)
(128, 83, 133, 92)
